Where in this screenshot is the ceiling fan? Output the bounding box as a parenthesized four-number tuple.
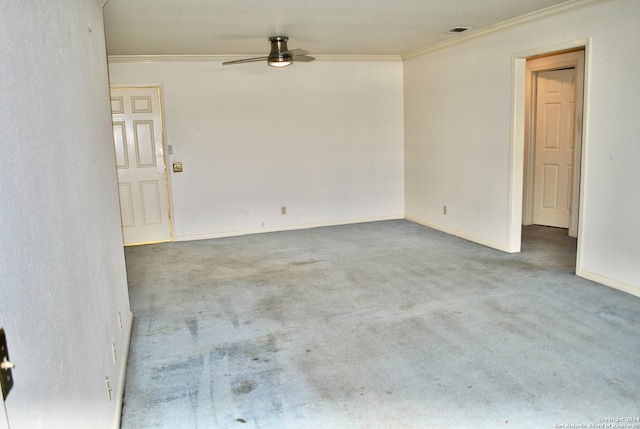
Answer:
(222, 36, 315, 68)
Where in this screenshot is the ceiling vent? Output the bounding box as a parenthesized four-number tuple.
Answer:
(447, 27, 470, 34)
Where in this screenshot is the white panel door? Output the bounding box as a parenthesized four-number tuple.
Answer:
(110, 87, 171, 245)
(532, 68, 575, 228)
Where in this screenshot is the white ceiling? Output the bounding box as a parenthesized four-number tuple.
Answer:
(102, 0, 572, 57)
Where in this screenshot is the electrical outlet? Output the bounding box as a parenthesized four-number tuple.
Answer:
(443, 205, 447, 215)
(281, 206, 287, 215)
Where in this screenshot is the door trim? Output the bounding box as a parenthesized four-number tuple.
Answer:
(0, 395, 8, 429)
(524, 50, 585, 237)
(508, 38, 590, 259)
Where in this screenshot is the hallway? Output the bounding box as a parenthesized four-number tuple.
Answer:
(120, 220, 640, 428)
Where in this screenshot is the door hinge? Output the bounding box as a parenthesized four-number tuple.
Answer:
(105, 377, 112, 403)
(0, 329, 14, 400)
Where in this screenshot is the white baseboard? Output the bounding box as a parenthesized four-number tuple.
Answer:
(172, 215, 405, 242)
(404, 216, 511, 252)
(577, 269, 640, 299)
(113, 311, 134, 429)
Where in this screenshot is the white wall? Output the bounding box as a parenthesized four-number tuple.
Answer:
(108, 58, 405, 240)
(0, 1, 131, 428)
(404, 0, 640, 293)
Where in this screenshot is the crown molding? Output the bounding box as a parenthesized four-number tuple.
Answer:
(402, 0, 612, 60)
(107, 54, 401, 64)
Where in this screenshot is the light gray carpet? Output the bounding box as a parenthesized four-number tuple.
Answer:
(120, 220, 640, 428)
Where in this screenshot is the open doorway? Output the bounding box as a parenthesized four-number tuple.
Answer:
(513, 46, 586, 272)
(507, 39, 589, 270)
(522, 49, 585, 239)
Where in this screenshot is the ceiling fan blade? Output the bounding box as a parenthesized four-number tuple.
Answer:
(222, 56, 268, 66)
(284, 49, 309, 56)
(292, 55, 315, 63)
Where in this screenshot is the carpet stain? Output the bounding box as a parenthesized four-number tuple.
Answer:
(184, 316, 198, 339)
(291, 259, 317, 266)
(233, 380, 258, 395)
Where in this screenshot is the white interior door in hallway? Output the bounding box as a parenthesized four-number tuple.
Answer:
(523, 49, 584, 238)
(532, 68, 576, 229)
(110, 87, 171, 245)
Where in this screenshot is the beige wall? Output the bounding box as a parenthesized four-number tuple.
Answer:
(0, 1, 131, 428)
(404, 0, 640, 293)
(108, 58, 406, 240)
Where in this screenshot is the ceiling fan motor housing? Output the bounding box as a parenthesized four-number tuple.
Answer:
(268, 36, 292, 66)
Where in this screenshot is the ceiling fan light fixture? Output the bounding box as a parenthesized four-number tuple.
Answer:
(268, 56, 293, 68)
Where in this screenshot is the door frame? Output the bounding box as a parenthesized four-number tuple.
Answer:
(109, 83, 174, 244)
(523, 50, 585, 237)
(0, 396, 8, 429)
(507, 38, 590, 268)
